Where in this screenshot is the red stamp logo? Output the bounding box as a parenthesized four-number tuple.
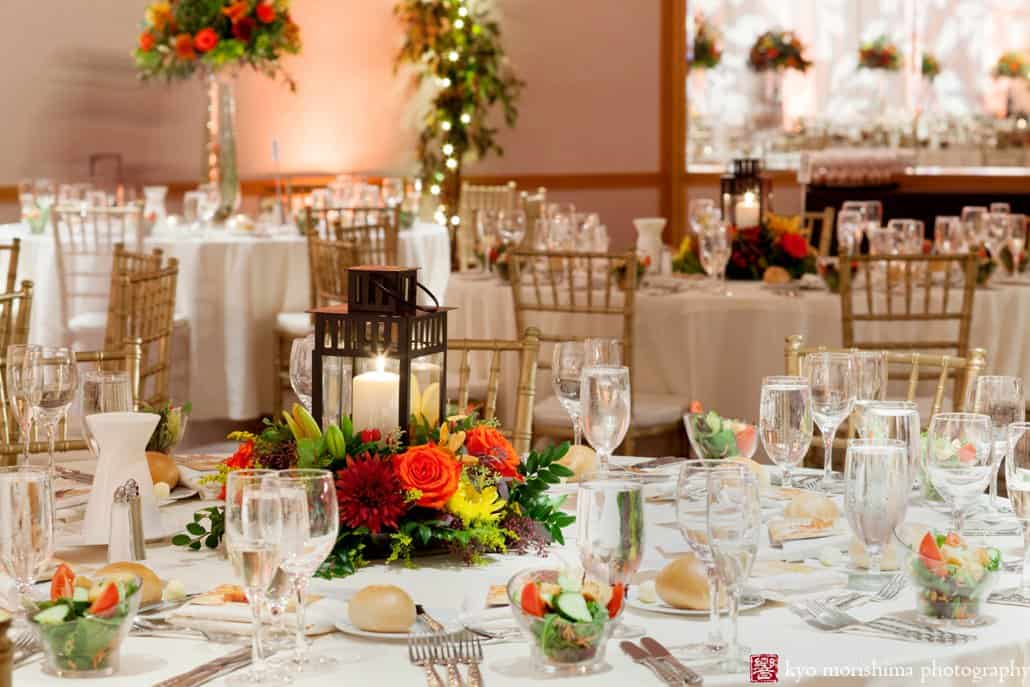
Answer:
(749, 654, 779, 683)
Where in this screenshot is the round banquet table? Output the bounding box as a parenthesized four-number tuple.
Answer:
(0, 222, 451, 420)
(8, 453, 1030, 687)
(446, 274, 1030, 425)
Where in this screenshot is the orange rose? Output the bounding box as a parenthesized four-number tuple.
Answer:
(256, 2, 276, 23)
(223, 1, 250, 23)
(139, 31, 156, 52)
(193, 27, 219, 53)
(393, 443, 461, 509)
(465, 425, 521, 479)
(174, 33, 195, 60)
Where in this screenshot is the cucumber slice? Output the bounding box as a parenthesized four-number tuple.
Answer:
(556, 574, 582, 593)
(555, 592, 592, 623)
(34, 604, 69, 625)
(73, 587, 89, 603)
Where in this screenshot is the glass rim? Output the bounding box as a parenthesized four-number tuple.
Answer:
(851, 350, 886, 360)
(846, 438, 906, 450)
(581, 364, 629, 375)
(679, 458, 750, 471)
(275, 468, 333, 481)
(762, 375, 808, 385)
(1008, 421, 1030, 432)
(804, 351, 855, 361)
(0, 465, 49, 476)
(972, 375, 1022, 383)
(82, 369, 130, 381)
(860, 400, 918, 411)
(575, 479, 642, 492)
(930, 412, 991, 422)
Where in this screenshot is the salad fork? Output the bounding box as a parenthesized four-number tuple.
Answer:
(456, 631, 484, 687)
(431, 633, 466, 687)
(11, 630, 40, 668)
(408, 634, 445, 687)
(837, 573, 906, 610)
(803, 600, 974, 644)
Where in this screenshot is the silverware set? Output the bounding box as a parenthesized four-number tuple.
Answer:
(408, 631, 484, 687)
(825, 573, 906, 610)
(620, 636, 703, 685)
(54, 465, 94, 484)
(151, 647, 251, 687)
(790, 599, 974, 644)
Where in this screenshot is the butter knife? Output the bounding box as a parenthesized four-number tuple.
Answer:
(620, 641, 681, 685)
(151, 648, 250, 687)
(641, 637, 704, 685)
(416, 604, 446, 633)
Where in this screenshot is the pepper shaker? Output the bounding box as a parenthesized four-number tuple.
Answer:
(108, 479, 146, 563)
(126, 479, 147, 561)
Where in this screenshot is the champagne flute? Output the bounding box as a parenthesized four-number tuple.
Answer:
(276, 469, 353, 669)
(290, 335, 315, 412)
(576, 480, 645, 638)
(580, 366, 631, 475)
(224, 470, 286, 687)
(80, 371, 133, 456)
(0, 467, 54, 601)
(30, 348, 79, 476)
(926, 413, 993, 533)
(968, 376, 1024, 515)
(705, 465, 759, 673)
(802, 352, 855, 492)
(552, 342, 585, 446)
(759, 376, 813, 489)
(1005, 423, 1030, 595)
(6, 344, 42, 465)
(844, 439, 909, 587)
(856, 401, 921, 490)
(850, 350, 887, 431)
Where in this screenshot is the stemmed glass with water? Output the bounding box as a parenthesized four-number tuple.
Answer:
(29, 347, 79, 476)
(6, 344, 42, 465)
(925, 413, 993, 533)
(803, 352, 855, 492)
(497, 209, 527, 250)
(290, 335, 315, 412)
(552, 342, 585, 446)
(698, 216, 732, 296)
(850, 350, 887, 430)
(1005, 423, 1030, 595)
(758, 376, 813, 489)
(80, 371, 134, 456)
(836, 209, 865, 255)
(967, 376, 1024, 515)
(856, 401, 921, 490)
(580, 365, 631, 476)
(0, 466, 55, 601)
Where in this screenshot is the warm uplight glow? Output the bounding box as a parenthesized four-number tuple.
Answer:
(375, 355, 386, 374)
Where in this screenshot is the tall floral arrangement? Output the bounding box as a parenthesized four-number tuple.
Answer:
(993, 52, 1029, 79)
(133, 0, 302, 89)
(689, 15, 722, 70)
(747, 30, 811, 72)
(394, 0, 524, 234)
(858, 36, 901, 71)
(173, 405, 574, 578)
(921, 53, 941, 82)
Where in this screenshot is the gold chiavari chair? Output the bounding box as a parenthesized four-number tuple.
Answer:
(0, 282, 33, 360)
(802, 207, 835, 257)
(0, 238, 21, 294)
(105, 258, 179, 409)
(519, 187, 548, 250)
(457, 181, 518, 271)
(301, 206, 400, 239)
(53, 205, 144, 345)
(0, 340, 142, 467)
(448, 327, 541, 456)
(508, 249, 688, 455)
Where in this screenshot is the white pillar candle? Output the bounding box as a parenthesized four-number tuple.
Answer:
(734, 191, 760, 228)
(351, 357, 400, 436)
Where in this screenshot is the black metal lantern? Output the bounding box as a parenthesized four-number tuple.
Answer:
(720, 158, 773, 228)
(310, 266, 449, 441)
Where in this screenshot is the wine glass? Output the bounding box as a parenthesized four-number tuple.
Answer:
(934, 216, 967, 255)
(967, 376, 1024, 515)
(80, 371, 133, 456)
(576, 480, 645, 638)
(476, 210, 499, 273)
(850, 350, 887, 430)
(580, 366, 631, 475)
(1007, 215, 1026, 275)
(552, 342, 585, 446)
(698, 218, 732, 296)
(276, 469, 350, 669)
(198, 184, 220, 226)
(990, 202, 1011, 215)
(30, 348, 79, 477)
(705, 465, 760, 673)
(0, 467, 54, 602)
(925, 413, 993, 533)
(836, 209, 865, 255)
(6, 344, 42, 466)
(33, 179, 56, 210)
(985, 213, 1012, 260)
(224, 469, 285, 687)
(843, 439, 909, 588)
(961, 206, 988, 246)
(381, 178, 404, 209)
(583, 338, 623, 366)
(856, 401, 921, 490)
(689, 199, 715, 234)
(758, 376, 813, 489)
(497, 208, 527, 248)
(672, 460, 744, 660)
(802, 352, 855, 492)
(290, 335, 315, 411)
(183, 191, 203, 230)
(1005, 422, 1030, 595)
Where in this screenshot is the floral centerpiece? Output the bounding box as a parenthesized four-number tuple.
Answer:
(173, 404, 575, 578)
(689, 15, 722, 69)
(747, 31, 812, 72)
(858, 36, 902, 71)
(672, 213, 815, 281)
(993, 52, 1029, 79)
(612, 255, 650, 290)
(922, 54, 941, 81)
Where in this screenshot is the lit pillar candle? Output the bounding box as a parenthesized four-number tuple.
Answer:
(734, 191, 760, 228)
(351, 356, 400, 436)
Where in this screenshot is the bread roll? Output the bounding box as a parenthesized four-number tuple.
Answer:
(783, 491, 839, 524)
(146, 451, 180, 489)
(96, 561, 163, 606)
(763, 266, 791, 284)
(655, 554, 724, 610)
(727, 457, 770, 490)
(558, 445, 599, 482)
(348, 585, 415, 633)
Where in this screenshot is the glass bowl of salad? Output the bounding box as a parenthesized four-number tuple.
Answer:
(507, 568, 623, 676)
(684, 409, 757, 460)
(902, 529, 1000, 627)
(28, 565, 142, 677)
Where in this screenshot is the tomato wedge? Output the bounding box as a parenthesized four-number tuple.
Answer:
(918, 532, 944, 565)
(50, 563, 75, 601)
(520, 582, 546, 618)
(88, 582, 120, 617)
(607, 583, 625, 619)
(957, 443, 977, 464)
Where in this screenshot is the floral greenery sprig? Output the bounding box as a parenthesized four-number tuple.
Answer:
(994, 52, 1029, 79)
(689, 14, 722, 70)
(922, 53, 941, 81)
(171, 506, 224, 550)
(858, 36, 902, 71)
(133, 0, 302, 90)
(394, 0, 524, 229)
(748, 30, 811, 73)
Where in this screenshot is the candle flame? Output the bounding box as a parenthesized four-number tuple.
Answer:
(743, 191, 756, 204)
(375, 355, 386, 374)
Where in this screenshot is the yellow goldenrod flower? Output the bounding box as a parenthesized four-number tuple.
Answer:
(446, 480, 505, 527)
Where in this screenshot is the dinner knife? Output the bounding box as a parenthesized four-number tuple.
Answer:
(620, 641, 682, 686)
(640, 637, 704, 685)
(416, 604, 446, 633)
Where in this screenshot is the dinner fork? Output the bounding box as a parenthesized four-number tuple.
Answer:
(408, 633, 445, 687)
(11, 630, 40, 668)
(837, 573, 906, 610)
(432, 633, 466, 687)
(804, 600, 973, 644)
(456, 631, 484, 687)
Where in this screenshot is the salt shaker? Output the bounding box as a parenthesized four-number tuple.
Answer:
(108, 479, 146, 563)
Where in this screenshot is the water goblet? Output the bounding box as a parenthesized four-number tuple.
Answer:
(856, 401, 921, 490)
(1005, 423, 1030, 594)
(29, 348, 79, 477)
(758, 376, 813, 489)
(6, 344, 42, 465)
(580, 365, 631, 475)
(552, 342, 585, 446)
(934, 216, 967, 255)
(583, 338, 623, 366)
(698, 218, 731, 296)
(290, 335, 315, 412)
(0, 466, 55, 602)
(961, 206, 988, 246)
(497, 208, 527, 248)
(967, 376, 1024, 514)
(985, 213, 1012, 260)
(925, 413, 993, 533)
(990, 202, 1011, 215)
(836, 209, 865, 255)
(802, 352, 855, 492)
(80, 371, 134, 456)
(850, 350, 887, 430)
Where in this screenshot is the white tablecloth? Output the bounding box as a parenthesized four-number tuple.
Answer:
(446, 275, 1030, 424)
(1, 222, 451, 420)
(9, 455, 1030, 687)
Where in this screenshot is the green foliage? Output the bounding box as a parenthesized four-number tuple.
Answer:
(316, 528, 370, 579)
(510, 442, 575, 545)
(171, 506, 225, 551)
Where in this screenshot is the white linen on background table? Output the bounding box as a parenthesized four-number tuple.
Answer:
(445, 275, 1030, 424)
(9, 454, 1030, 687)
(0, 222, 451, 420)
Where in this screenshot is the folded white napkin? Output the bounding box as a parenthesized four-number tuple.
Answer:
(752, 570, 848, 602)
(166, 597, 345, 636)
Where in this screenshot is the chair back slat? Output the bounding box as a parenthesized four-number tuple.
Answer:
(0, 238, 21, 294)
(519, 187, 547, 249)
(802, 207, 835, 257)
(308, 236, 361, 307)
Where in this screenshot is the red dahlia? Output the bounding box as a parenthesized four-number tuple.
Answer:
(335, 454, 409, 534)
